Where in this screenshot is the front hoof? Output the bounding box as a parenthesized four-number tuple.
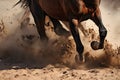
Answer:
(91, 41, 99, 50)
(79, 54, 84, 62)
(75, 54, 85, 64)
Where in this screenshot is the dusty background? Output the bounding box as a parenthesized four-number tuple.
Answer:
(0, 0, 120, 80)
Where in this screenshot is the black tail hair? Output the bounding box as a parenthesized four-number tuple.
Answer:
(13, 0, 30, 8)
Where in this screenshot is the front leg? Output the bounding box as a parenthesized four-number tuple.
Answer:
(69, 19, 84, 61)
(91, 8, 107, 50)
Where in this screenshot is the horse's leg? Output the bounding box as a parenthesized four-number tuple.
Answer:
(29, 1, 48, 41)
(69, 19, 84, 61)
(49, 17, 70, 37)
(91, 8, 107, 50)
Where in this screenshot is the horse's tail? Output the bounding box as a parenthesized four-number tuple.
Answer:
(13, 0, 31, 8)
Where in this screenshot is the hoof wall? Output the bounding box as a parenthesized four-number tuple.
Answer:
(91, 41, 99, 50)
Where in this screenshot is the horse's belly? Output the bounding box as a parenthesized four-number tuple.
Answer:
(39, 0, 68, 21)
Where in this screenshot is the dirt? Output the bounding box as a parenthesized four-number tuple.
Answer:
(0, 0, 120, 80)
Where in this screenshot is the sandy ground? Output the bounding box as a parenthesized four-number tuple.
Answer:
(0, 0, 120, 80)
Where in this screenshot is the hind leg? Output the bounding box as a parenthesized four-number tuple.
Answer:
(29, 1, 48, 41)
(49, 17, 70, 37)
(91, 8, 107, 50)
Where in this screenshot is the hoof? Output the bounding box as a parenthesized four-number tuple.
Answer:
(75, 54, 85, 64)
(79, 54, 84, 62)
(91, 41, 99, 50)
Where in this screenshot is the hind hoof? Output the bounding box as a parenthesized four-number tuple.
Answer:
(91, 41, 99, 50)
(55, 27, 71, 37)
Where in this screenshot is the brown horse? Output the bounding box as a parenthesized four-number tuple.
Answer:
(17, 0, 107, 61)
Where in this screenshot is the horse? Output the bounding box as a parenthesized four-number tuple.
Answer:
(16, 0, 107, 61)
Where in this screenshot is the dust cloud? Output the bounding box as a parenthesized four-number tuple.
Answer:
(100, 0, 120, 48)
(102, 0, 120, 11)
(0, 0, 119, 69)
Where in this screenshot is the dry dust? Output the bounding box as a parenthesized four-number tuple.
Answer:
(0, 0, 120, 80)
